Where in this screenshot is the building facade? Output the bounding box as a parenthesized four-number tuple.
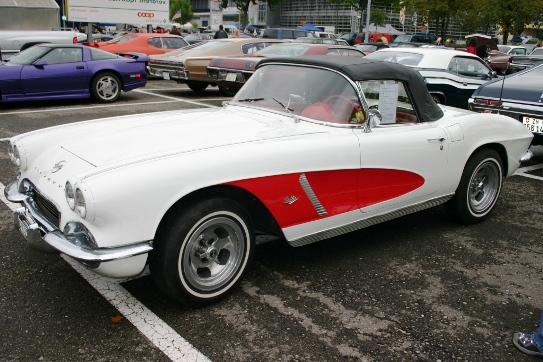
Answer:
(191, 0, 493, 39)
(191, 0, 271, 30)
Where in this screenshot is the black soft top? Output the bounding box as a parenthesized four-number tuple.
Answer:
(257, 56, 444, 122)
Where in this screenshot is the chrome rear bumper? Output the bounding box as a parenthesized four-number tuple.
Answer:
(4, 180, 153, 263)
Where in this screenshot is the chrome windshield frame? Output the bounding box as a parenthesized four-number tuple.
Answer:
(230, 62, 371, 130)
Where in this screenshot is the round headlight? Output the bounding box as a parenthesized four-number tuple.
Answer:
(65, 182, 75, 210)
(75, 188, 87, 218)
(11, 145, 21, 167)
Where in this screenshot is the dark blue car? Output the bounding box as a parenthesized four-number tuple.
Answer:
(0, 44, 147, 103)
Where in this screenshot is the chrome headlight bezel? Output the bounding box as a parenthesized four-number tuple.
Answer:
(74, 188, 87, 218)
(65, 182, 75, 210)
(8, 142, 27, 170)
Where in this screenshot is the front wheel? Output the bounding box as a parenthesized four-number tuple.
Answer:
(150, 198, 254, 304)
(446, 149, 503, 224)
(91, 72, 121, 103)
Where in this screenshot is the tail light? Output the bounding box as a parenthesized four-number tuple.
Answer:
(473, 97, 502, 107)
(130, 73, 142, 79)
(73, 36, 78, 44)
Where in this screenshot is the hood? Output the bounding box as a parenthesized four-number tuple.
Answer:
(59, 106, 326, 167)
(475, 65, 543, 102)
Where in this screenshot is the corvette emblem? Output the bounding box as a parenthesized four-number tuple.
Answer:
(51, 160, 66, 173)
(283, 195, 298, 205)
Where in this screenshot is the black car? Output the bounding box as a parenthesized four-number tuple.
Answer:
(469, 64, 543, 144)
(390, 33, 436, 47)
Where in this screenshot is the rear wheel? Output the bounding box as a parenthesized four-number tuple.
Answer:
(91, 72, 121, 103)
(150, 198, 254, 304)
(186, 81, 208, 94)
(446, 149, 503, 224)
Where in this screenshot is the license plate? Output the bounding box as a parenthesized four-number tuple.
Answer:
(225, 72, 237, 82)
(162, 72, 170, 80)
(523, 116, 543, 134)
(17, 216, 29, 238)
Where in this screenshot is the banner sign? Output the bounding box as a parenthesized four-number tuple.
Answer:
(67, 0, 170, 25)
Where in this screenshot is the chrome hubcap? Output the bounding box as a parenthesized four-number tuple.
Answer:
(181, 215, 245, 292)
(97, 76, 119, 100)
(468, 160, 500, 214)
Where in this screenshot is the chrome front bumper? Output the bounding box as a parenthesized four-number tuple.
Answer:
(4, 180, 153, 264)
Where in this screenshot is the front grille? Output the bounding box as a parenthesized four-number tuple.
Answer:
(33, 191, 60, 228)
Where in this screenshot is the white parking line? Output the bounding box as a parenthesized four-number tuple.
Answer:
(0, 181, 210, 362)
(0, 99, 185, 116)
(0, 138, 9, 142)
(515, 163, 543, 181)
(134, 89, 215, 108)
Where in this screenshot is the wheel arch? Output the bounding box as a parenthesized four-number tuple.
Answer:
(468, 142, 508, 176)
(154, 184, 285, 242)
(90, 69, 124, 89)
(429, 91, 446, 105)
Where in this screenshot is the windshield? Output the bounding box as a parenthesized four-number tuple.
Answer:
(393, 35, 412, 43)
(257, 44, 309, 57)
(109, 33, 136, 43)
(355, 44, 378, 52)
(366, 51, 423, 66)
(233, 64, 365, 125)
(498, 45, 511, 53)
(8, 46, 50, 64)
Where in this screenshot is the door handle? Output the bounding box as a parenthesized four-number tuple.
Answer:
(76, 66, 84, 70)
(427, 137, 445, 142)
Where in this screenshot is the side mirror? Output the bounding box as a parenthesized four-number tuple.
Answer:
(365, 108, 382, 132)
(33, 59, 47, 68)
(490, 70, 498, 78)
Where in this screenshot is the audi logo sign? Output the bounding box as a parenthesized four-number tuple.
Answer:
(66, 0, 168, 25)
(137, 12, 155, 18)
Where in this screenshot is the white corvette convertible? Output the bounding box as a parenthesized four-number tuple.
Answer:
(5, 57, 533, 303)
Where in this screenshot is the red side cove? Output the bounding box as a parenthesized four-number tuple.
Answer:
(226, 169, 424, 228)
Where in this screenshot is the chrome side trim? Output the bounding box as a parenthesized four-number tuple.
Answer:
(287, 194, 453, 247)
(299, 173, 327, 216)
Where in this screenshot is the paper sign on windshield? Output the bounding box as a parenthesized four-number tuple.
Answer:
(378, 81, 398, 124)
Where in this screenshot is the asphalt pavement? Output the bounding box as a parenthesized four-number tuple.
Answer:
(1, 80, 542, 361)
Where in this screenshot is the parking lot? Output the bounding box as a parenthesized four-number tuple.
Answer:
(1, 79, 542, 361)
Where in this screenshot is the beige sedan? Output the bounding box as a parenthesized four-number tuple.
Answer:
(148, 38, 283, 94)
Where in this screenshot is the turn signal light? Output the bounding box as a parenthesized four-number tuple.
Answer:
(473, 98, 502, 107)
(130, 73, 142, 78)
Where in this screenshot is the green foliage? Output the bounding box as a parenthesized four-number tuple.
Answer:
(371, 8, 387, 26)
(170, 0, 193, 24)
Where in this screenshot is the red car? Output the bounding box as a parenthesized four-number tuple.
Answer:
(207, 43, 365, 95)
(93, 33, 189, 55)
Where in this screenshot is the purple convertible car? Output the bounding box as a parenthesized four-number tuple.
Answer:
(0, 44, 147, 103)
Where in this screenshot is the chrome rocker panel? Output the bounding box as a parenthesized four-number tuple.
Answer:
(4, 180, 152, 276)
(288, 194, 453, 247)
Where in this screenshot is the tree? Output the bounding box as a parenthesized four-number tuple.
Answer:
(170, 0, 193, 25)
(219, 0, 282, 27)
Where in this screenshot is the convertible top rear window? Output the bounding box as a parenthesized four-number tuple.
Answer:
(366, 51, 423, 66)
